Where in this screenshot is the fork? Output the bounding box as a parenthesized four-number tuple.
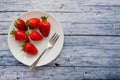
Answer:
(29, 33, 60, 71)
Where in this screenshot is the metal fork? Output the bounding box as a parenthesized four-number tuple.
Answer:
(29, 33, 60, 71)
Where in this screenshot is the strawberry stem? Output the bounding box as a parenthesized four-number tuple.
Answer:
(20, 42, 27, 51)
(27, 32, 30, 36)
(14, 19, 20, 26)
(26, 20, 32, 29)
(26, 20, 30, 27)
(10, 29, 15, 36)
(21, 44, 25, 51)
(41, 16, 48, 21)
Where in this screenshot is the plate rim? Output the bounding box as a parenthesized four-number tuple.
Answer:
(7, 10, 64, 66)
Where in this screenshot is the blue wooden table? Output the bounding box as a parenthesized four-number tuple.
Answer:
(0, 0, 120, 79)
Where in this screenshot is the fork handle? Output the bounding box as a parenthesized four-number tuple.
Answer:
(29, 49, 47, 71)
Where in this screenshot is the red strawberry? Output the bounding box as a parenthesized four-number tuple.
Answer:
(23, 42, 38, 55)
(38, 16, 51, 37)
(14, 19, 27, 31)
(26, 18, 40, 29)
(10, 30, 29, 42)
(29, 31, 43, 41)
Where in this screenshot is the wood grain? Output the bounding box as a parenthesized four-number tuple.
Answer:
(0, 0, 120, 79)
(0, 66, 120, 80)
(1, 12, 120, 23)
(1, 50, 120, 67)
(1, 35, 120, 50)
(1, 22, 120, 35)
(1, 1, 120, 13)
(1, 35, 120, 67)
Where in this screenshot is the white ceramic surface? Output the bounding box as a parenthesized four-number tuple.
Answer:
(8, 11, 64, 66)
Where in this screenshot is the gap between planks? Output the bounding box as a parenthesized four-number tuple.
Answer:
(0, 65, 119, 68)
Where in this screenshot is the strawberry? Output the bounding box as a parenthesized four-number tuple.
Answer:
(23, 42, 38, 55)
(14, 19, 27, 31)
(26, 18, 40, 29)
(38, 16, 51, 37)
(10, 30, 29, 42)
(29, 31, 43, 41)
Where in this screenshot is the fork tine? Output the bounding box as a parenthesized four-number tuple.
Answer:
(49, 33, 56, 43)
(52, 34, 59, 45)
(50, 33, 57, 44)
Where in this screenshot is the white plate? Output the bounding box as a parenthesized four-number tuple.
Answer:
(8, 11, 64, 66)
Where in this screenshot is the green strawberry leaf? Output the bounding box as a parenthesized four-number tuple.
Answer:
(41, 16, 48, 21)
(10, 29, 15, 35)
(14, 19, 20, 26)
(26, 20, 32, 29)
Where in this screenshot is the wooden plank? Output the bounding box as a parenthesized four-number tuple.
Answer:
(2, 35, 120, 50)
(0, 66, 119, 79)
(1, 35, 120, 67)
(77, 0, 120, 5)
(0, 12, 120, 24)
(1, 50, 120, 67)
(1, 22, 120, 35)
(1, 1, 120, 13)
(1, 0, 120, 6)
